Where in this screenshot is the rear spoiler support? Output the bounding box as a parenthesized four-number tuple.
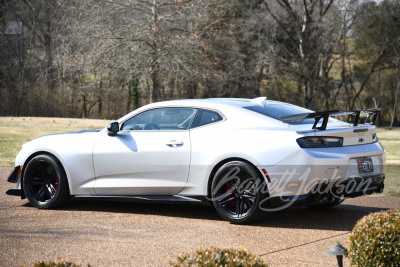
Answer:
(280, 109, 380, 131)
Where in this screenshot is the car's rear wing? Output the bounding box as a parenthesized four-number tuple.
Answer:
(280, 109, 380, 130)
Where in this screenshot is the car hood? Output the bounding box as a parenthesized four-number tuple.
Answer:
(15, 128, 104, 172)
(41, 128, 103, 137)
(21, 128, 103, 149)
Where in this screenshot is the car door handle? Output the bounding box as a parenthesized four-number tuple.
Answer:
(166, 140, 184, 147)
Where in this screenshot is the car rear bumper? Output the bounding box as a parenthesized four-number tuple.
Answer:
(264, 142, 385, 198)
(264, 173, 385, 209)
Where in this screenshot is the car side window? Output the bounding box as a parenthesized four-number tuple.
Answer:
(121, 107, 196, 131)
(191, 109, 223, 129)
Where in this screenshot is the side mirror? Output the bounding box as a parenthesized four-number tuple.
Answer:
(107, 121, 119, 136)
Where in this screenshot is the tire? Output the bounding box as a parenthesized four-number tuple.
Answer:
(22, 154, 69, 209)
(211, 161, 267, 224)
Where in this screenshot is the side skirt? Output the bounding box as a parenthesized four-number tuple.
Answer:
(71, 195, 211, 205)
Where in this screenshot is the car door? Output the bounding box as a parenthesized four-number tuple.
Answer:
(92, 107, 195, 195)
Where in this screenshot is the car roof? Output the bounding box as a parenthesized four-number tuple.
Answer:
(117, 97, 305, 127)
(145, 98, 296, 109)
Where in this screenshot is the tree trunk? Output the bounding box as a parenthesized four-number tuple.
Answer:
(304, 80, 315, 109)
(127, 83, 132, 113)
(390, 80, 400, 129)
(150, 64, 160, 103)
(44, 11, 56, 116)
(16, 66, 26, 116)
(98, 76, 103, 117)
(81, 94, 88, 118)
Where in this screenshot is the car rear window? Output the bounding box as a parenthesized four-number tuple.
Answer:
(191, 109, 223, 128)
(244, 104, 315, 124)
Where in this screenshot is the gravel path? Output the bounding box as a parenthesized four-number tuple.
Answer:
(1, 167, 399, 267)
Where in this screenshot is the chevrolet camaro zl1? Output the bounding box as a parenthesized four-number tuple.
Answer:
(6, 97, 385, 223)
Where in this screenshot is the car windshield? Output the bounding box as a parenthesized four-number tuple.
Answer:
(244, 103, 316, 124)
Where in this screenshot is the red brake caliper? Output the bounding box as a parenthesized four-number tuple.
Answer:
(54, 176, 59, 190)
(226, 187, 235, 207)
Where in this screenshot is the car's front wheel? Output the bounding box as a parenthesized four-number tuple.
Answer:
(22, 154, 69, 209)
(211, 161, 267, 224)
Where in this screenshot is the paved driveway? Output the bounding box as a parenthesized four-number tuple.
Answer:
(1, 167, 399, 266)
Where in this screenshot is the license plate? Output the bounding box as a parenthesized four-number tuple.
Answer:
(358, 158, 374, 174)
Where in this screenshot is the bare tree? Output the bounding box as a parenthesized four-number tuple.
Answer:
(262, 0, 352, 110)
(71, 0, 207, 106)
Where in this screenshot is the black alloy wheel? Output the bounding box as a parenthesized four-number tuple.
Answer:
(23, 154, 69, 209)
(211, 161, 267, 224)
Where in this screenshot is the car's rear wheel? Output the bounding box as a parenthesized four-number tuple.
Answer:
(22, 154, 69, 209)
(211, 161, 266, 224)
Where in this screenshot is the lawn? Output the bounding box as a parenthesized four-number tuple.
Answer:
(0, 117, 398, 196)
(0, 117, 112, 167)
(377, 128, 400, 196)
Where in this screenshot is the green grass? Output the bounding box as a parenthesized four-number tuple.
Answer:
(0, 117, 112, 167)
(377, 128, 400, 196)
(377, 128, 400, 163)
(0, 117, 398, 196)
(383, 165, 400, 196)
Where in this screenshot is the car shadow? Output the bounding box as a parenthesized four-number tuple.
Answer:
(253, 204, 389, 231)
(55, 199, 221, 220)
(115, 131, 138, 151)
(50, 198, 390, 231)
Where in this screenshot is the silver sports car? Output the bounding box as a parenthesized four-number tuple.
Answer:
(7, 97, 385, 223)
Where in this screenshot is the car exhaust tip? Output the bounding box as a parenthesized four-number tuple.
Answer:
(377, 183, 385, 194)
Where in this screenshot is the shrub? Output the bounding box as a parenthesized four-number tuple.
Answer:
(33, 257, 87, 267)
(349, 209, 400, 266)
(170, 246, 267, 267)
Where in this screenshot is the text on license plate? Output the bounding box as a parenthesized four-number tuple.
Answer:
(358, 157, 374, 174)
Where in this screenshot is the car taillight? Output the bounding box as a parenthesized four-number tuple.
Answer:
(296, 136, 343, 148)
